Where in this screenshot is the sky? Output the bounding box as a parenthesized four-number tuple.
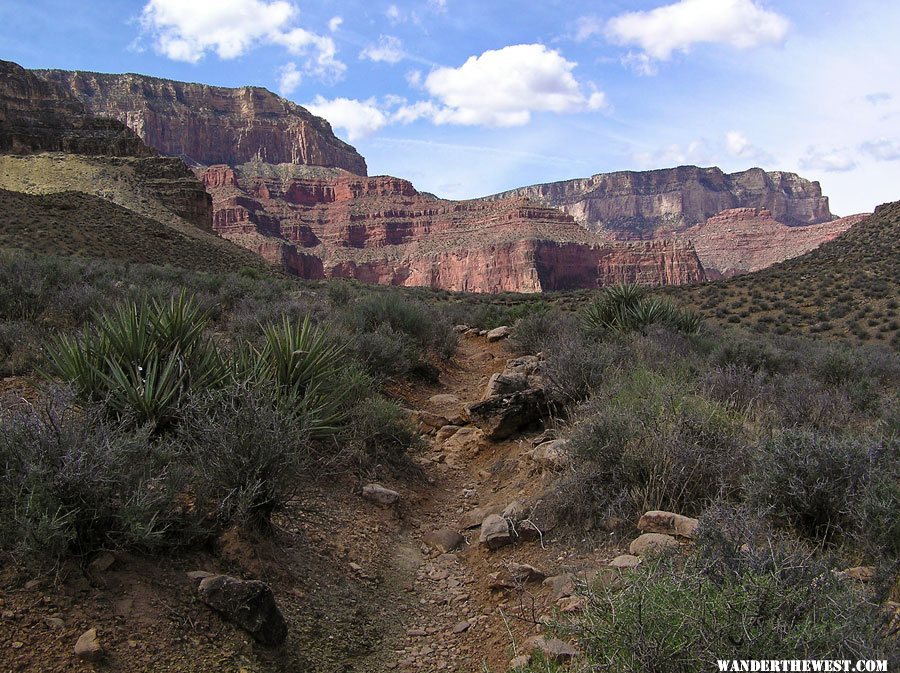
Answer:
(2, 0, 899, 214)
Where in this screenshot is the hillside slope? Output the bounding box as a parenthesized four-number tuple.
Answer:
(669, 200, 900, 347)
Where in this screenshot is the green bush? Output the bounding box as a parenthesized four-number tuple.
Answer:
(0, 391, 184, 562)
(567, 373, 749, 517)
(45, 291, 227, 429)
(509, 308, 574, 355)
(573, 542, 887, 671)
(581, 284, 702, 335)
(745, 431, 875, 541)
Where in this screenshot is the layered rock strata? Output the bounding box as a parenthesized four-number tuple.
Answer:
(1, 60, 151, 157)
(36, 69, 368, 174)
(197, 163, 707, 292)
(488, 165, 834, 233)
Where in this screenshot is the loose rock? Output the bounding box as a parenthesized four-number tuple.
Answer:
(486, 326, 511, 342)
(423, 528, 465, 554)
(479, 514, 513, 550)
(637, 510, 700, 539)
(74, 628, 102, 661)
(609, 554, 642, 569)
(198, 575, 288, 646)
(629, 533, 680, 556)
(362, 483, 401, 506)
(525, 635, 579, 663)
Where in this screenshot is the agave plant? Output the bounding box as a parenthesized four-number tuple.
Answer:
(581, 283, 702, 335)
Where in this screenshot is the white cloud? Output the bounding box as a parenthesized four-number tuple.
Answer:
(632, 139, 712, 169)
(305, 96, 388, 141)
(140, 0, 345, 80)
(386, 4, 402, 23)
(429, 0, 448, 12)
(328, 16, 343, 33)
(406, 69, 422, 87)
(799, 146, 857, 173)
(860, 138, 900, 161)
(725, 130, 774, 164)
(421, 44, 607, 127)
(573, 16, 604, 42)
(360, 35, 405, 64)
(607, 0, 789, 64)
(277, 62, 302, 95)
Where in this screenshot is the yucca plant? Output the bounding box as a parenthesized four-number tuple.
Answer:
(45, 292, 227, 429)
(581, 283, 702, 335)
(249, 315, 351, 438)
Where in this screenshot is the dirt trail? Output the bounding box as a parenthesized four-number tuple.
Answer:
(379, 334, 606, 673)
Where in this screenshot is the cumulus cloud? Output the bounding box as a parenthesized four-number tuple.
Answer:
(406, 69, 423, 87)
(277, 62, 302, 95)
(725, 130, 774, 163)
(799, 146, 857, 173)
(632, 139, 711, 169)
(572, 16, 604, 42)
(860, 138, 900, 161)
(417, 44, 607, 127)
(607, 0, 789, 63)
(305, 96, 387, 141)
(360, 35, 405, 64)
(328, 16, 343, 32)
(140, 0, 344, 79)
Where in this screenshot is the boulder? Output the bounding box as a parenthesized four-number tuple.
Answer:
(74, 628, 102, 661)
(198, 575, 288, 646)
(629, 533, 679, 556)
(542, 574, 575, 602)
(530, 439, 571, 471)
(443, 426, 486, 455)
(423, 528, 465, 554)
(609, 554, 642, 569)
(525, 635, 579, 663)
(507, 562, 546, 583)
(458, 505, 504, 530)
(435, 425, 461, 442)
(427, 394, 468, 425)
(479, 515, 513, 550)
(467, 388, 553, 441)
(361, 483, 401, 506)
(501, 500, 528, 522)
(483, 372, 530, 399)
(637, 510, 700, 539)
(486, 326, 511, 342)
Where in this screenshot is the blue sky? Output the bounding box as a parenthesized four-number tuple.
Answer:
(2, 0, 899, 214)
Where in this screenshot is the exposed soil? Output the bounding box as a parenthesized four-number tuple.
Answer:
(0, 333, 621, 672)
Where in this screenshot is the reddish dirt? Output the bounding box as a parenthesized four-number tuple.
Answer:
(0, 334, 620, 672)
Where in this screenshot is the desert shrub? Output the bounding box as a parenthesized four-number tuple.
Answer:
(701, 364, 772, 413)
(573, 540, 887, 671)
(567, 374, 749, 517)
(0, 320, 44, 377)
(348, 293, 457, 361)
(45, 291, 228, 429)
(0, 390, 184, 561)
(771, 373, 854, 430)
(541, 334, 622, 404)
(745, 431, 878, 541)
(349, 323, 419, 379)
(509, 308, 575, 355)
(714, 333, 784, 373)
(581, 284, 702, 336)
(181, 385, 314, 530)
(340, 396, 423, 472)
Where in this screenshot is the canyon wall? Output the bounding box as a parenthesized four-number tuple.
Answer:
(197, 164, 706, 292)
(0, 60, 152, 157)
(488, 165, 833, 234)
(36, 69, 368, 174)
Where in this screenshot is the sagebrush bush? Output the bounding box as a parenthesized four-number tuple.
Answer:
(567, 373, 750, 517)
(745, 431, 877, 541)
(181, 385, 314, 530)
(508, 308, 571, 355)
(572, 538, 888, 671)
(0, 390, 184, 561)
(340, 396, 423, 472)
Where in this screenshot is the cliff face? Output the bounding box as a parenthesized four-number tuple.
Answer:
(197, 163, 706, 292)
(489, 165, 833, 234)
(0, 60, 152, 157)
(36, 69, 368, 175)
(683, 207, 868, 279)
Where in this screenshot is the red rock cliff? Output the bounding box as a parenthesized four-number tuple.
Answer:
(680, 207, 868, 279)
(488, 165, 833, 234)
(35, 70, 368, 174)
(0, 60, 153, 157)
(197, 163, 706, 292)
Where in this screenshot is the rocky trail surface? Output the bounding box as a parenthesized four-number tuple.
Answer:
(0, 332, 693, 673)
